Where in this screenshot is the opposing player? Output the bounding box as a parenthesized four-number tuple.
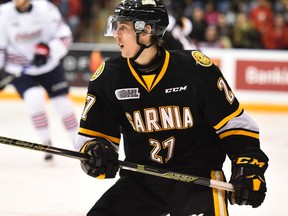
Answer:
(0, 0, 78, 160)
(74, 0, 269, 215)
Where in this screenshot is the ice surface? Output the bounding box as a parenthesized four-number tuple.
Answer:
(0, 99, 287, 216)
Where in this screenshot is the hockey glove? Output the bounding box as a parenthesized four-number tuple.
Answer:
(228, 148, 268, 208)
(32, 43, 50, 67)
(80, 137, 119, 179)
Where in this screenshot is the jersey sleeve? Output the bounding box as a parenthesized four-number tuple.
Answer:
(217, 111, 260, 158)
(193, 51, 260, 157)
(77, 62, 121, 148)
(198, 63, 241, 128)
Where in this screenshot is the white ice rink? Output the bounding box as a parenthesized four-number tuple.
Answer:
(1, 98, 288, 216)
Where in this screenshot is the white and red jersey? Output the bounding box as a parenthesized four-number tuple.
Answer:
(0, 0, 72, 75)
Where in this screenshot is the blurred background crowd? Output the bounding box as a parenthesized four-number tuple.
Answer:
(1, 0, 288, 50)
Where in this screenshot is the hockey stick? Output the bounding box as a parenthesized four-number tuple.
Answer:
(0, 65, 31, 88)
(0, 73, 15, 89)
(0, 135, 234, 192)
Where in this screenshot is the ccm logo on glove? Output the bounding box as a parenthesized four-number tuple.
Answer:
(235, 157, 266, 168)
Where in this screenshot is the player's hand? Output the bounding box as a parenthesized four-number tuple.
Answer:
(32, 43, 50, 67)
(80, 137, 119, 179)
(228, 148, 268, 208)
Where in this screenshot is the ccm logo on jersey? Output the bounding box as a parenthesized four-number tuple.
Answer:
(115, 88, 140, 100)
(165, 85, 187, 93)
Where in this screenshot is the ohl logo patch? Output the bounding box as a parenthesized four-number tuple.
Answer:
(115, 88, 140, 100)
(191, 51, 213, 67)
(90, 61, 105, 81)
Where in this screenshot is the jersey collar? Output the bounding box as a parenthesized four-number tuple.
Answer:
(127, 50, 170, 92)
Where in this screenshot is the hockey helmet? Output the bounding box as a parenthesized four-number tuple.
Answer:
(104, 0, 169, 38)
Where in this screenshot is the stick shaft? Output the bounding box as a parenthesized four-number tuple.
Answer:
(0, 74, 15, 88)
(119, 161, 234, 192)
(0, 136, 88, 160)
(0, 64, 31, 88)
(0, 135, 234, 192)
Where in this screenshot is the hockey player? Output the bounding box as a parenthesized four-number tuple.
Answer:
(0, 0, 79, 160)
(74, 0, 269, 215)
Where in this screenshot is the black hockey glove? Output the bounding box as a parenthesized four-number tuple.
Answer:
(80, 137, 119, 179)
(32, 43, 50, 67)
(228, 148, 268, 208)
(0, 69, 15, 90)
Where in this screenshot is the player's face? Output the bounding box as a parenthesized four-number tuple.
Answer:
(113, 21, 140, 58)
(13, 0, 30, 11)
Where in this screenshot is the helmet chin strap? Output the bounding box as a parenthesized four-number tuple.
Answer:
(130, 34, 156, 61)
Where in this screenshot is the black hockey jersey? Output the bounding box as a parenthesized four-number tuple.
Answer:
(78, 49, 260, 173)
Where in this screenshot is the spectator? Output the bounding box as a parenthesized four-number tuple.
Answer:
(262, 12, 288, 49)
(249, 0, 273, 34)
(232, 12, 263, 48)
(188, 6, 208, 45)
(204, 1, 219, 25)
(216, 0, 231, 13)
(198, 25, 225, 48)
(274, 0, 288, 23)
(217, 12, 233, 48)
(51, 0, 82, 41)
(28, 0, 288, 49)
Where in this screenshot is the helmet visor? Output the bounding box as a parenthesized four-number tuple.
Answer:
(104, 15, 117, 37)
(104, 14, 137, 37)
